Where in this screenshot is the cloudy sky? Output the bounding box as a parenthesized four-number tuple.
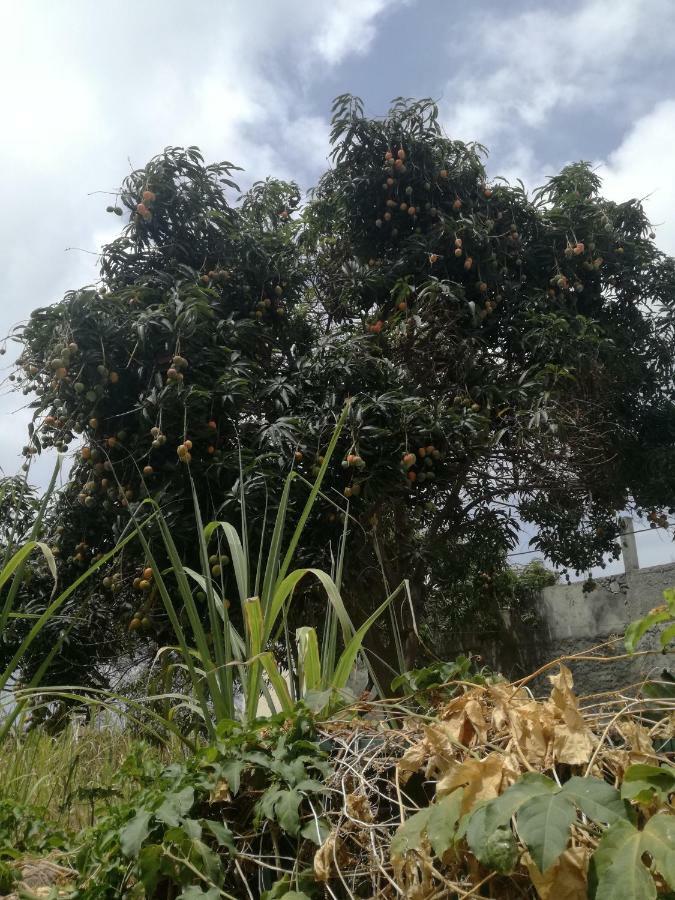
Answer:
(1, 0, 675, 571)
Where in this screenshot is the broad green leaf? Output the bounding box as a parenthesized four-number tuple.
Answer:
(659, 622, 675, 649)
(592, 820, 655, 900)
(516, 792, 576, 873)
(155, 787, 194, 827)
(484, 772, 557, 833)
(274, 789, 302, 836)
(303, 688, 334, 712)
(642, 814, 675, 888)
(261, 876, 293, 899)
(181, 818, 202, 840)
(177, 887, 220, 900)
(390, 807, 431, 858)
(625, 609, 670, 653)
(216, 758, 245, 796)
(561, 776, 628, 824)
(258, 787, 282, 821)
(192, 839, 221, 884)
(137, 844, 163, 895)
(243, 596, 265, 719)
(300, 817, 330, 845)
(120, 808, 152, 858)
(427, 790, 464, 858)
(663, 588, 675, 615)
(203, 819, 235, 853)
(466, 806, 517, 874)
(621, 764, 675, 804)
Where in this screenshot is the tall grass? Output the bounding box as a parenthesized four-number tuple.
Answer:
(0, 459, 143, 742)
(0, 724, 165, 830)
(1, 406, 404, 750)
(130, 403, 403, 734)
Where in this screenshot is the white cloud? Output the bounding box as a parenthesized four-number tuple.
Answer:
(311, 0, 388, 65)
(0, 0, 398, 480)
(600, 99, 675, 255)
(442, 0, 675, 149)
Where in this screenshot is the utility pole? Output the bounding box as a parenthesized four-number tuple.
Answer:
(619, 516, 639, 573)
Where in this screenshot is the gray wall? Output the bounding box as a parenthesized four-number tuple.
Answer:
(517, 563, 675, 696)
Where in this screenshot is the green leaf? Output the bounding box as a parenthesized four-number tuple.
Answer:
(274, 789, 302, 836)
(192, 839, 222, 884)
(300, 817, 330, 845)
(296, 626, 322, 693)
(484, 772, 557, 833)
(259, 651, 294, 714)
(516, 792, 576, 873)
(137, 844, 163, 895)
(642, 814, 675, 888)
(120, 808, 152, 858)
(203, 819, 235, 853)
(390, 807, 431, 858)
(466, 806, 517, 874)
(592, 820, 655, 900)
(427, 790, 464, 858)
(217, 758, 245, 796)
(261, 877, 312, 900)
(625, 609, 671, 653)
(303, 688, 334, 712)
(261, 876, 292, 899)
(621, 764, 675, 804)
(561, 776, 628, 824)
(181, 817, 202, 840)
(155, 786, 194, 827)
(177, 887, 220, 900)
(659, 622, 675, 649)
(331, 586, 398, 690)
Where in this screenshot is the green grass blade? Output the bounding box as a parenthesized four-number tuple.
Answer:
(331, 585, 402, 691)
(259, 651, 294, 714)
(260, 473, 293, 613)
(277, 402, 349, 584)
(0, 530, 139, 695)
(243, 596, 264, 721)
(296, 626, 322, 693)
(266, 568, 353, 646)
(189, 479, 232, 717)
(132, 508, 221, 735)
(204, 521, 249, 606)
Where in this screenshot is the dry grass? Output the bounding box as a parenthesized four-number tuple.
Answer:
(267, 662, 675, 898)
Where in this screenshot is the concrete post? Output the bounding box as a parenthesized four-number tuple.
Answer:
(619, 516, 640, 573)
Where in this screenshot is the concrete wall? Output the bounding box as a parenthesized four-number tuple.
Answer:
(519, 563, 675, 696)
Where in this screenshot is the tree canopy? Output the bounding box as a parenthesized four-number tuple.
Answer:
(8, 95, 675, 686)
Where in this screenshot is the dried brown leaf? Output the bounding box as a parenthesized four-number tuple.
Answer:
(314, 832, 337, 882)
(617, 718, 655, 763)
(525, 846, 589, 899)
(346, 792, 373, 823)
(548, 665, 595, 765)
(436, 751, 517, 814)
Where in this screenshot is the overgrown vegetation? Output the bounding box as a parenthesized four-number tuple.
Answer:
(0, 662, 673, 898)
(7, 95, 675, 691)
(1, 95, 674, 898)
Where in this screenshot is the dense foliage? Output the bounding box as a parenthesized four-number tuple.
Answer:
(1, 664, 674, 899)
(9, 95, 675, 686)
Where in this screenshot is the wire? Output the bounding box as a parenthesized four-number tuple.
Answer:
(506, 523, 674, 559)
